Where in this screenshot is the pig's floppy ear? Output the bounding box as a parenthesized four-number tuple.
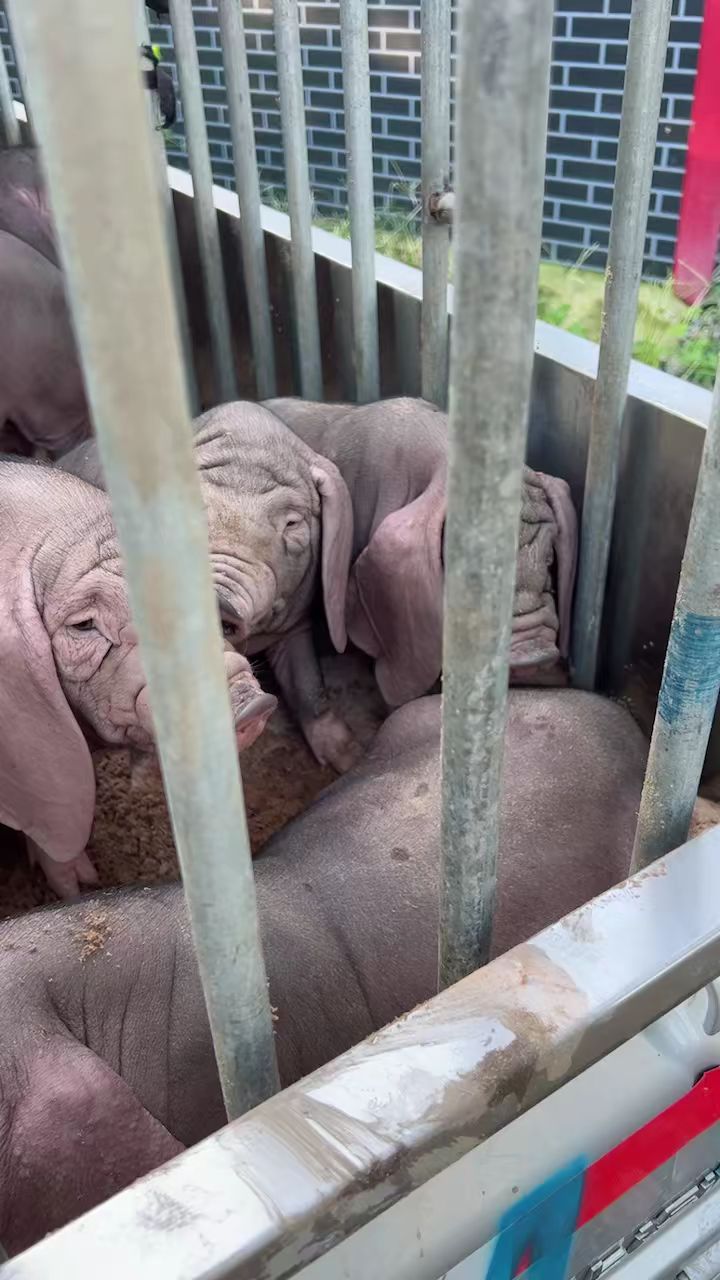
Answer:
(0, 574, 95, 862)
(537, 471, 578, 658)
(311, 460, 354, 653)
(347, 475, 445, 706)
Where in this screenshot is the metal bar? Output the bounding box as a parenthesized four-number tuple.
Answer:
(6, 15, 33, 143)
(217, 0, 276, 399)
(7, 826, 720, 1280)
(439, 0, 554, 988)
(135, 0, 199, 412)
(168, 0, 237, 403)
(339, 0, 379, 403)
(273, 0, 323, 400)
(571, 0, 674, 691)
(0, 31, 20, 146)
(603, 1183, 720, 1280)
(631, 361, 720, 871)
(10, 0, 278, 1116)
(421, 0, 451, 408)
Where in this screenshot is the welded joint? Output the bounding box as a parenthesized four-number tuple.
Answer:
(428, 187, 455, 224)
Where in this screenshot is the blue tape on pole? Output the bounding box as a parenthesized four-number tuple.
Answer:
(485, 1158, 586, 1280)
(657, 611, 720, 727)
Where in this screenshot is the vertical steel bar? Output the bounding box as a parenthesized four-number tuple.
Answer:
(631, 362, 720, 871)
(7, 15, 33, 142)
(11, 0, 278, 1116)
(217, 0, 277, 399)
(0, 31, 20, 146)
(168, 0, 237, 402)
(135, 0, 199, 412)
(439, 0, 554, 988)
(571, 0, 673, 690)
(421, 0, 451, 408)
(273, 0, 323, 400)
(7, 17, 32, 141)
(339, 0, 379, 403)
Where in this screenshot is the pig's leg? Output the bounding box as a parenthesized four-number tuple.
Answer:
(268, 627, 362, 773)
(2, 1037, 183, 1256)
(27, 838, 99, 899)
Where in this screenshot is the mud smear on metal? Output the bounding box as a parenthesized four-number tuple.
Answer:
(205, 942, 587, 1280)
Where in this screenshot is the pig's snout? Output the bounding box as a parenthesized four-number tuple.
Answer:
(234, 690, 277, 750)
(134, 686, 156, 742)
(133, 656, 274, 752)
(226, 652, 276, 750)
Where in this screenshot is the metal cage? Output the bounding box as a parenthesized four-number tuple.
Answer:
(1, 0, 720, 1274)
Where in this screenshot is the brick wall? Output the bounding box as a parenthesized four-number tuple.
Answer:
(1, 0, 705, 279)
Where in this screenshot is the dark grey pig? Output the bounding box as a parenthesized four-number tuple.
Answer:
(0, 690, 646, 1254)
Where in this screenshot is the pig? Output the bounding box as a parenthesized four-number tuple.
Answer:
(60, 401, 359, 772)
(0, 146, 58, 267)
(0, 459, 275, 897)
(265, 396, 578, 705)
(0, 148, 87, 456)
(0, 688, 646, 1253)
(60, 398, 576, 772)
(0, 130, 165, 455)
(0, 230, 90, 457)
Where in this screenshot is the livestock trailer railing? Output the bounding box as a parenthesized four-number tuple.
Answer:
(2, 0, 720, 1274)
(5, 827, 720, 1280)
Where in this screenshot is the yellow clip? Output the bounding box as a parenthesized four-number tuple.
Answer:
(152, 44, 162, 62)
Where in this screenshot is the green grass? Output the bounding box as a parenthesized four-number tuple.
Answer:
(311, 209, 719, 391)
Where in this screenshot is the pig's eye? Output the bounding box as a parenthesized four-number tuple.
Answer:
(221, 620, 235, 638)
(285, 513, 304, 531)
(70, 619, 96, 632)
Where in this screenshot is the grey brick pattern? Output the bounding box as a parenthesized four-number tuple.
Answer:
(0, 0, 705, 278)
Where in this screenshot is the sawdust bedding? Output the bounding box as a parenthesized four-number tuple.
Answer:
(1, 653, 719, 919)
(0, 655, 385, 918)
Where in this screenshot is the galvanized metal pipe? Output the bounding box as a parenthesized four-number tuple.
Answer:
(0, 30, 20, 146)
(572, 0, 673, 690)
(631, 363, 720, 871)
(11, 0, 278, 1116)
(135, 0, 199, 412)
(8, 16, 33, 142)
(421, 0, 451, 408)
(217, 0, 277, 399)
(273, 0, 323, 400)
(439, 0, 554, 988)
(168, 0, 237, 402)
(339, 0, 379, 403)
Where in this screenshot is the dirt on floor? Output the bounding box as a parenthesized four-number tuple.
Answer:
(0, 654, 386, 918)
(2, 653, 720, 918)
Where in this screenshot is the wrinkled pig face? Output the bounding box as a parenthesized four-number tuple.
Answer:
(206, 482, 321, 649)
(43, 545, 156, 750)
(43, 541, 276, 754)
(191, 403, 349, 649)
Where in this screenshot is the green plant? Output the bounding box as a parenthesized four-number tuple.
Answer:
(665, 274, 720, 389)
(263, 185, 718, 391)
